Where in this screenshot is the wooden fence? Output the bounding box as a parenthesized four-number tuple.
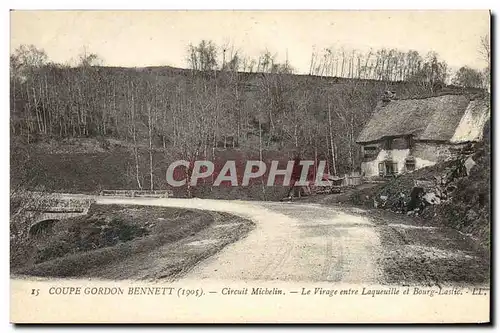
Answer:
(342, 173, 363, 187)
(100, 189, 173, 198)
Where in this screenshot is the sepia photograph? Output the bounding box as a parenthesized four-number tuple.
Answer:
(9, 9, 491, 323)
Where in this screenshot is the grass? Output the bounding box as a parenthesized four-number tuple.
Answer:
(14, 204, 217, 277)
(10, 139, 294, 200)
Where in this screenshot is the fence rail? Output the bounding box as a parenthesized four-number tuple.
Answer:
(342, 175, 363, 187)
(100, 189, 173, 198)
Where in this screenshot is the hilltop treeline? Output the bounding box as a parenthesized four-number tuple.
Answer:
(10, 41, 488, 190)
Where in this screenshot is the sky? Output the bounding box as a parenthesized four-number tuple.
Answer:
(10, 10, 491, 73)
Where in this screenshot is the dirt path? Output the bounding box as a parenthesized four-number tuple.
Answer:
(84, 197, 383, 283)
(51, 195, 487, 285)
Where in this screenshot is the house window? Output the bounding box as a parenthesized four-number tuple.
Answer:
(405, 157, 416, 172)
(378, 161, 398, 177)
(363, 146, 378, 159)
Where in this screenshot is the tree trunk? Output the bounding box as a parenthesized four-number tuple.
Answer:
(349, 114, 355, 172)
(259, 119, 265, 197)
(327, 103, 337, 176)
(130, 87, 142, 190)
(148, 104, 154, 191)
(314, 146, 318, 182)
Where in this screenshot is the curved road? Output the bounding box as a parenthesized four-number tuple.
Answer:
(87, 196, 383, 283)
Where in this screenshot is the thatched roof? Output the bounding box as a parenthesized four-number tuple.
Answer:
(356, 94, 481, 144)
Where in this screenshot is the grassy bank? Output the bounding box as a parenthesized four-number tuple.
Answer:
(10, 138, 292, 201)
(13, 204, 254, 279)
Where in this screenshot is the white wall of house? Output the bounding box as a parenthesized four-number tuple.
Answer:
(361, 148, 408, 177)
(361, 145, 438, 178)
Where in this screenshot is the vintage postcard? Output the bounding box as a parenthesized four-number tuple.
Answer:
(9, 10, 491, 323)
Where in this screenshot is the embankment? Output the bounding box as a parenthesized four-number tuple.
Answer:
(12, 204, 255, 280)
(341, 143, 490, 247)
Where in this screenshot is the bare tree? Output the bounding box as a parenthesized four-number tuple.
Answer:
(479, 34, 490, 64)
(327, 101, 337, 176)
(187, 40, 218, 73)
(479, 34, 491, 91)
(452, 66, 484, 88)
(128, 81, 142, 190)
(77, 47, 103, 67)
(147, 103, 154, 190)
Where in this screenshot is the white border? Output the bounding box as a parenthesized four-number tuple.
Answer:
(2, 1, 498, 331)
(3, 1, 498, 10)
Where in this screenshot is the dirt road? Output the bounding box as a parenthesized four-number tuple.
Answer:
(53, 195, 487, 285)
(87, 197, 382, 283)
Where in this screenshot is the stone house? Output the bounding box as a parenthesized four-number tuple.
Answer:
(356, 93, 490, 178)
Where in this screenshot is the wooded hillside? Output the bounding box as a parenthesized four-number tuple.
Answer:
(10, 42, 489, 192)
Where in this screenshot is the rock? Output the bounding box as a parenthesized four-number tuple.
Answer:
(415, 179, 434, 189)
(380, 195, 388, 201)
(466, 209, 479, 222)
(439, 191, 447, 200)
(446, 185, 457, 193)
(423, 192, 441, 205)
(434, 175, 445, 185)
(464, 156, 477, 175)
